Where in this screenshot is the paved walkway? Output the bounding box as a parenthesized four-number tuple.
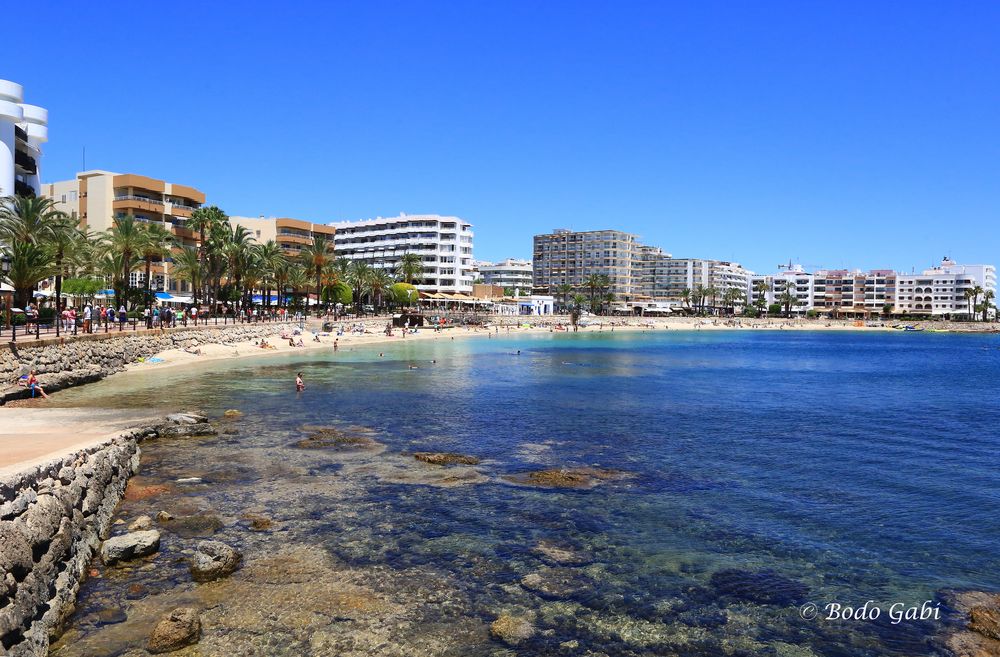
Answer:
(0, 409, 156, 477)
(1, 318, 289, 345)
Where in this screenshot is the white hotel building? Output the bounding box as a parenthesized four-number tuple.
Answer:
(895, 258, 997, 318)
(331, 213, 475, 294)
(476, 258, 533, 295)
(0, 79, 48, 197)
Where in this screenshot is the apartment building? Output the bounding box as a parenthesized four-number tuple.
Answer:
(229, 216, 336, 257)
(533, 229, 640, 298)
(477, 258, 533, 294)
(330, 213, 475, 293)
(749, 266, 816, 313)
(649, 256, 751, 303)
(811, 269, 897, 316)
(895, 258, 997, 318)
(0, 79, 47, 197)
(44, 171, 205, 295)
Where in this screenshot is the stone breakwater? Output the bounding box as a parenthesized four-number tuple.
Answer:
(0, 323, 295, 403)
(0, 414, 211, 656)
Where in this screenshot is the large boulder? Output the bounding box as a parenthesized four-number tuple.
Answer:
(147, 607, 201, 653)
(190, 540, 242, 582)
(100, 530, 161, 565)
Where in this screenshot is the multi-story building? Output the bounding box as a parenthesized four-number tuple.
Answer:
(0, 79, 48, 197)
(533, 229, 640, 299)
(648, 256, 751, 304)
(895, 258, 997, 318)
(749, 265, 816, 314)
(44, 171, 205, 295)
(811, 269, 897, 316)
(229, 216, 336, 257)
(476, 258, 533, 294)
(331, 213, 475, 293)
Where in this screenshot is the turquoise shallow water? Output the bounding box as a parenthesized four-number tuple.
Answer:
(51, 330, 1000, 655)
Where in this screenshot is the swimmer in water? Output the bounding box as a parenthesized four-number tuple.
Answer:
(295, 372, 305, 392)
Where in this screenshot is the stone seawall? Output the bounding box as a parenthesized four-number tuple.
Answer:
(0, 424, 151, 656)
(0, 323, 295, 402)
(0, 414, 215, 656)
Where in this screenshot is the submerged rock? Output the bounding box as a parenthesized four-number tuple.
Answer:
(147, 607, 201, 653)
(521, 567, 592, 599)
(127, 515, 153, 532)
(241, 512, 273, 531)
(293, 426, 383, 451)
(490, 612, 536, 646)
(190, 540, 242, 582)
(709, 568, 808, 606)
(95, 606, 127, 625)
(155, 510, 174, 522)
(533, 539, 591, 565)
(939, 590, 1000, 656)
(223, 409, 243, 419)
(162, 513, 224, 538)
(101, 530, 161, 565)
(504, 466, 632, 489)
(414, 452, 481, 466)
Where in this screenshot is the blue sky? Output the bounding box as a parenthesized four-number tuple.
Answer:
(15, 0, 1000, 273)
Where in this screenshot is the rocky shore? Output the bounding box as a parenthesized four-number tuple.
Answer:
(0, 413, 214, 656)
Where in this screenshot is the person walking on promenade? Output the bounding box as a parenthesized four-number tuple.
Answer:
(118, 305, 127, 329)
(83, 304, 92, 334)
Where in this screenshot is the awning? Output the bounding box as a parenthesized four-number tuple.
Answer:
(154, 292, 173, 300)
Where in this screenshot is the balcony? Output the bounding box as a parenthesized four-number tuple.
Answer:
(14, 180, 35, 197)
(14, 125, 27, 142)
(14, 149, 36, 175)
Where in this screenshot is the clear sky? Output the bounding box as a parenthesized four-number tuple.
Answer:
(14, 0, 1000, 273)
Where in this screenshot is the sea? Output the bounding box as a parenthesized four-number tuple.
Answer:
(47, 329, 1000, 656)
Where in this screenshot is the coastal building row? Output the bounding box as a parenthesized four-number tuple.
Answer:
(749, 259, 998, 317)
(532, 228, 753, 304)
(0, 79, 47, 198)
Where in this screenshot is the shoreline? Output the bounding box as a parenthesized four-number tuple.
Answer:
(108, 314, 995, 381)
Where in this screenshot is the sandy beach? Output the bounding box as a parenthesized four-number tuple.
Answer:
(114, 313, 991, 377)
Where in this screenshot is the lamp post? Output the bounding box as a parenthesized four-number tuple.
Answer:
(1, 255, 11, 342)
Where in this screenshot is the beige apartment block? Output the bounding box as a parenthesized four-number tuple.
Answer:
(229, 216, 335, 257)
(43, 170, 205, 295)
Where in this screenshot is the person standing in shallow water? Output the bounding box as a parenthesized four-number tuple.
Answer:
(295, 372, 305, 392)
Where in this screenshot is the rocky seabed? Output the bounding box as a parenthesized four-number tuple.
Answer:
(0, 324, 295, 402)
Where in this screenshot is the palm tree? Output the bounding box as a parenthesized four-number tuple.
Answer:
(778, 282, 799, 318)
(254, 241, 286, 311)
(370, 268, 395, 310)
(754, 280, 769, 315)
(555, 283, 574, 312)
(0, 195, 65, 245)
(348, 261, 374, 313)
(705, 285, 719, 315)
(2, 241, 56, 309)
(224, 225, 254, 312)
(285, 264, 309, 309)
(964, 286, 983, 321)
(139, 222, 174, 321)
(102, 215, 146, 310)
(692, 285, 707, 315)
(680, 288, 692, 310)
(189, 205, 227, 305)
(396, 252, 424, 285)
(981, 289, 995, 322)
(170, 247, 203, 306)
(299, 235, 333, 316)
(46, 214, 82, 335)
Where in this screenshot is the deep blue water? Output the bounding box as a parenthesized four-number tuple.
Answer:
(54, 330, 1000, 656)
